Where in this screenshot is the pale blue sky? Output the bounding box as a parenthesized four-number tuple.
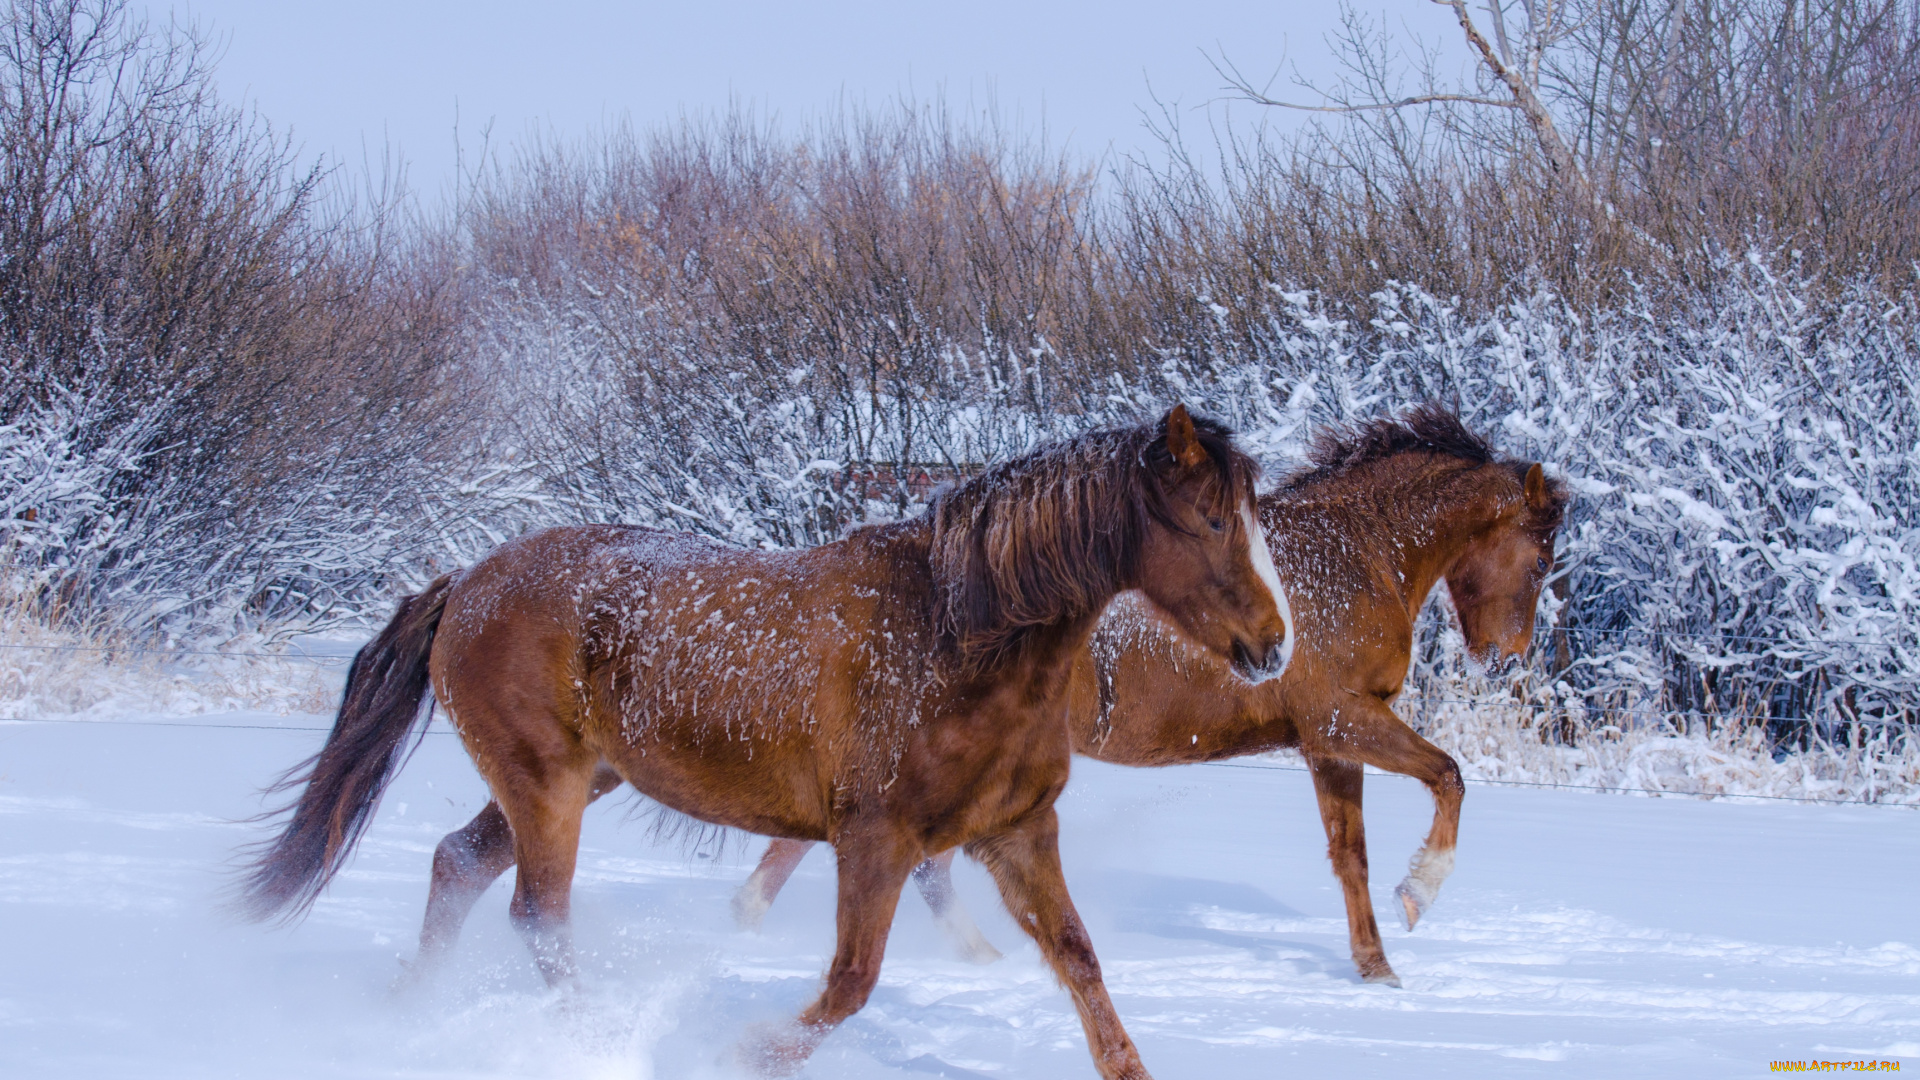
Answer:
(142, 1, 1395, 198)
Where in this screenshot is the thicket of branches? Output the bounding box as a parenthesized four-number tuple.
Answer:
(0, 0, 460, 634)
(1200, 0, 1920, 312)
(2, 0, 1916, 760)
(460, 109, 1131, 547)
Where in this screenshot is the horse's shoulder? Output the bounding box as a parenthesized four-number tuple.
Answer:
(824, 518, 934, 581)
(1262, 494, 1377, 567)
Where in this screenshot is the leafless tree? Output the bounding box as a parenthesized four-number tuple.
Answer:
(1213, 0, 1920, 289)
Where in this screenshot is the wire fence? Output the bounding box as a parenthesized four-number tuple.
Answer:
(0, 640, 355, 664)
(5, 621, 1915, 809)
(1543, 625, 1910, 649)
(1198, 759, 1913, 808)
(4, 631, 1915, 732)
(2, 712, 1911, 809)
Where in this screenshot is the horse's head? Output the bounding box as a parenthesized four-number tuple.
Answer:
(1134, 405, 1293, 684)
(1445, 462, 1568, 668)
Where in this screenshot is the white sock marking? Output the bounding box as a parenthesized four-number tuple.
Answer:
(1401, 846, 1456, 907)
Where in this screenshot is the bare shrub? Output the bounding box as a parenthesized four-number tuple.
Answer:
(3, 0, 1914, 798)
(0, 0, 463, 636)
(462, 105, 1157, 546)
(1567, 0, 1920, 282)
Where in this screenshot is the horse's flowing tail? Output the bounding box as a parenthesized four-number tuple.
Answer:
(237, 574, 457, 923)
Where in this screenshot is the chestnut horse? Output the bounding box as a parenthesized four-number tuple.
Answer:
(239, 406, 1291, 1080)
(737, 405, 1568, 986)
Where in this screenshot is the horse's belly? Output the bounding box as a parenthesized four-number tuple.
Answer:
(585, 617, 841, 826)
(598, 726, 831, 840)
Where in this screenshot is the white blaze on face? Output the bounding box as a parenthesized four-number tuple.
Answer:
(1239, 499, 1294, 681)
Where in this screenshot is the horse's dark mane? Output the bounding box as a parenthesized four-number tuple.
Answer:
(1281, 403, 1493, 488)
(1278, 402, 1568, 528)
(929, 411, 1258, 676)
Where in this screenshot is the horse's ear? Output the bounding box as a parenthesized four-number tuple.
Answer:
(1164, 404, 1209, 469)
(1523, 463, 1549, 509)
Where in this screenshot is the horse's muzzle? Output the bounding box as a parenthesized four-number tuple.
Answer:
(1230, 636, 1290, 685)
(1470, 642, 1523, 676)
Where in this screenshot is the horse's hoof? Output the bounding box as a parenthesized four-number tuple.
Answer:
(1394, 879, 1427, 931)
(731, 1020, 820, 1077)
(389, 955, 429, 996)
(1357, 952, 1402, 986)
(958, 939, 1004, 966)
(731, 886, 770, 933)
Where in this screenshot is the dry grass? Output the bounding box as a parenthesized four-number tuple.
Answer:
(0, 595, 340, 719)
(1405, 692, 1920, 805)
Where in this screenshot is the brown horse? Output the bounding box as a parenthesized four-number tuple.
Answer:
(737, 405, 1568, 986)
(239, 405, 1291, 1080)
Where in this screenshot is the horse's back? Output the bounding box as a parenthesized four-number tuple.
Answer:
(435, 524, 690, 669)
(441, 523, 783, 635)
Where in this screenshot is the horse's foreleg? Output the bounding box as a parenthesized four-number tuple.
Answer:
(737, 827, 921, 1076)
(1390, 736, 1463, 934)
(410, 764, 623, 980)
(969, 810, 1150, 1080)
(912, 849, 1002, 964)
(1306, 755, 1398, 986)
(733, 838, 814, 931)
(1316, 701, 1465, 934)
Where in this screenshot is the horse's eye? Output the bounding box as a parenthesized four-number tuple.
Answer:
(1207, 517, 1226, 533)
(1536, 556, 1551, 573)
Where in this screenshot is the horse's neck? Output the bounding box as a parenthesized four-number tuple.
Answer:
(1018, 610, 1107, 688)
(962, 598, 1106, 704)
(888, 515, 1103, 700)
(1361, 463, 1502, 619)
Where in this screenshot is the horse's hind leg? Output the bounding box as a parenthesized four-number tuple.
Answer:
(412, 764, 625, 977)
(969, 809, 1148, 1080)
(912, 850, 1002, 964)
(733, 838, 814, 930)
(738, 825, 922, 1074)
(1306, 755, 1398, 986)
(414, 801, 515, 976)
(497, 755, 599, 987)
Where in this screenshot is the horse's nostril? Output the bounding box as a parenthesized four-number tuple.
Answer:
(1230, 636, 1288, 683)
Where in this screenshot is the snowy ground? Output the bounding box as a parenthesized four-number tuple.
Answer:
(2, 705, 1917, 1078)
